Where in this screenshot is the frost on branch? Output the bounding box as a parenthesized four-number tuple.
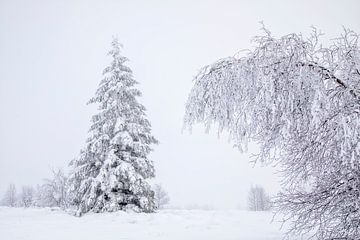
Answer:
(184, 27, 360, 239)
(68, 38, 158, 215)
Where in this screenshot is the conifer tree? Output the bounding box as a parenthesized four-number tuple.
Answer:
(68, 38, 158, 215)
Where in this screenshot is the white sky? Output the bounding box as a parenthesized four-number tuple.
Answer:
(0, 0, 359, 209)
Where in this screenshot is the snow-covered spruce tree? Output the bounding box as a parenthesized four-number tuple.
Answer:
(184, 27, 360, 240)
(68, 38, 158, 215)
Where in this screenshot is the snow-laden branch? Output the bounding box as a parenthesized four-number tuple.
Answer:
(184, 28, 360, 239)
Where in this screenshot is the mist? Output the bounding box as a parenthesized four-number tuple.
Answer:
(0, 0, 359, 209)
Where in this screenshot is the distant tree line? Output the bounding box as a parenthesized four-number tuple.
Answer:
(0, 169, 68, 209)
(0, 168, 170, 210)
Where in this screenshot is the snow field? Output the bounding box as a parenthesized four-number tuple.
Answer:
(0, 207, 300, 240)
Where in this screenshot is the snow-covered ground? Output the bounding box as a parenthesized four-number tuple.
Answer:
(0, 207, 299, 240)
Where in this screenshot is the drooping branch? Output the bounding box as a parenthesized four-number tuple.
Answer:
(297, 62, 359, 100)
(184, 28, 360, 240)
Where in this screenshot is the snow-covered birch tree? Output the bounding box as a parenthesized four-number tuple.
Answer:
(19, 186, 34, 208)
(36, 169, 69, 208)
(68, 38, 158, 215)
(184, 27, 360, 240)
(153, 184, 170, 209)
(1, 184, 17, 207)
(247, 185, 271, 211)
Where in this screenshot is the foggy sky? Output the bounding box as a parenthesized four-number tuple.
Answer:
(0, 0, 359, 209)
